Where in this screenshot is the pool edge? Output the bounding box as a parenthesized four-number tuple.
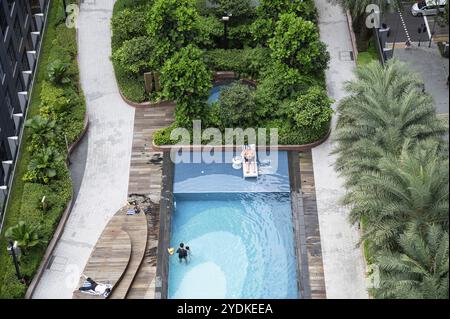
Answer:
(288, 151, 312, 299)
(155, 152, 175, 299)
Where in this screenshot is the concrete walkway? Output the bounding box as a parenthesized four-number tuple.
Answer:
(394, 45, 449, 115)
(311, 0, 368, 299)
(33, 0, 135, 299)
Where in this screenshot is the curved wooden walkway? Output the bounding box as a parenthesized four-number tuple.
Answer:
(72, 206, 148, 299)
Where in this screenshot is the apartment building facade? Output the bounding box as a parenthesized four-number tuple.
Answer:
(0, 0, 49, 225)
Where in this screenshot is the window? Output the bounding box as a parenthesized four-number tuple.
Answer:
(0, 62, 5, 83)
(7, 0, 15, 11)
(16, 76, 23, 92)
(0, 7, 8, 35)
(30, 0, 42, 15)
(13, 17, 21, 37)
(5, 93, 14, 117)
(21, 52, 29, 71)
(7, 44, 17, 72)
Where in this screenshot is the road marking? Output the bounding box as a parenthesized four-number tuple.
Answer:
(423, 15, 432, 39)
(398, 9, 412, 43)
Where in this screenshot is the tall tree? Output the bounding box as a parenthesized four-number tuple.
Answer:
(334, 59, 447, 188)
(343, 139, 449, 249)
(160, 45, 212, 126)
(268, 13, 329, 73)
(374, 224, 449, 299)
(147, 0, 201, 58)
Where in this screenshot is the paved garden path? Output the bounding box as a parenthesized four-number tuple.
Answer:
(33, 0, 135, 298)
(311, 0, 368, 299)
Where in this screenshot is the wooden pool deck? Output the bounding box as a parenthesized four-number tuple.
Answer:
(299, 151, 327, 299)
(128, 103, 175, 196)
(72, 206, 147, 299)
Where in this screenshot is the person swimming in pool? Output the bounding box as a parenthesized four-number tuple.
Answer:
(176, 243, 188, 263)
(186, 246, 192, 262)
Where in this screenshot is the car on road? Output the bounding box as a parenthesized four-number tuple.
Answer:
(411, 0, 447, 16)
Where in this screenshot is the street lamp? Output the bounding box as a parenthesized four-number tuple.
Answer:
(62, 0, 68, 19)
(7, 240, 22, 280)
(221, 13, 232, 49)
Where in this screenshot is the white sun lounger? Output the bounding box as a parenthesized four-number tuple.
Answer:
(242, 144, 258, 178)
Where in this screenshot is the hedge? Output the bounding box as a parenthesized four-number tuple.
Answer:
(0, 0, 86, 298)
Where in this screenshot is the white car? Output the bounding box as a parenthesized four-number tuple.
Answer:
(412, 0, 447, 16)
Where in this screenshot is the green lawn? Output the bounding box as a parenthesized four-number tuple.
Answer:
(357, 37, 379, 67)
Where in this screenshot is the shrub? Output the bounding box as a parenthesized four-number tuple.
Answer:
(147, 0, 201, 56)
(216, 82, 256, 128)
(153, 123, 185, 146)
(203, 47, 271, 79)
(161, 45, 212, 125)
(25, 116, 59, 152)
(209, 0, 252, 18)
(254, 62, 322, 116)
(46, 59, 70, 85)
(281, 86, 333, 132)
(257, 0, 317, 21)
(23, 147, 65, 184)
(269, 13, 330, 73)
(5, 221, 45, 252)
(111, 8, 148, 50)
(196, 15, 224, 49)
(39, 82, 72, 117)
(249, 18, 276, 46)
(112, 36, 157, 76)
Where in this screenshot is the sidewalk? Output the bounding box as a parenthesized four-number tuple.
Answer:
(311, 0, 368, 299)
(32, 0, 135, 298)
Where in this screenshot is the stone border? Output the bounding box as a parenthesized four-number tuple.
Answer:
(151, 128, 331, 152)
(118, 88, 175, 109)
(118, 71, 256, 108)
(346, 10, 359, 62)
(25, 113, 89, 299)
(288, 151, 311, 299)
(155, 152, 174, 299)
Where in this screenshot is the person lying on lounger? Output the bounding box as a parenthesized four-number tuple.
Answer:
(78, 277, 111, 297)
(242, 149, 256, 174)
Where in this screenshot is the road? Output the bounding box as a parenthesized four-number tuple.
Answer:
(383, 1, 449, 44)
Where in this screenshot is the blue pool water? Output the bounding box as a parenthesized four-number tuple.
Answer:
(168, 152, 299, 299)
(207, 84, 233, 105)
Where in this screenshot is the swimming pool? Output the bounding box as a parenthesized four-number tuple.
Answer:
(207, 84, 230, 105)
(168, 151, 299, 299)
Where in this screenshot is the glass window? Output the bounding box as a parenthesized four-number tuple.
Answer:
(0, 62, 5, 82)
(21, 52, 29, 71)
(5, 92, 14, 116)
(7, 44, 16, 71)
(7, 0, 15, 11)
(0, 7, 8, 34)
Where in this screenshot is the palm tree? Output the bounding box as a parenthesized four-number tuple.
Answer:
(343, 139, 449, 249)
(373, 224, 449, 299)
(334, 59, 447, 189)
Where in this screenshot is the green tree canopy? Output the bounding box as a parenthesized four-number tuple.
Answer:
(343, 139, 449, 249)
(216, 82, 256, 128)
(112, 36, 157, 76)
(334, 60, 447, 188)
(161, 45, 212, 126)
(147, 0, 201, 58)
(269, 13, 329, 73)
(374, 224, 449, 299)
(257, 0, 317, 21)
